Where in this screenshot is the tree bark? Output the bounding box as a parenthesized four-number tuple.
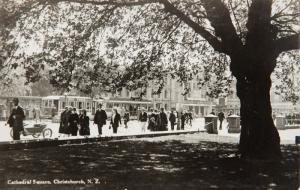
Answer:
(235, 67, 281, 160)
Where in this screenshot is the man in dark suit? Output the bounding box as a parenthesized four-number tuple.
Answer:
(218, 111, 225, 130)
(159, 108, 168, 131)
(94, 104, 107, 136)
(7, 98, 25, 140)
(69, 108, 79, 136)
(169, 110, 176, 131)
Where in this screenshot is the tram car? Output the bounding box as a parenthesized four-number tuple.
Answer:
(41, 96, 104, 118)
(41, 96, 153, 120)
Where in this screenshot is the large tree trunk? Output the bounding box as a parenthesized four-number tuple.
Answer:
(235, 71, 281, 159)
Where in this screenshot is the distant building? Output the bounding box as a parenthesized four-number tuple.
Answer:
(108, 77, 215, 117)
(215, 80, 300, 115)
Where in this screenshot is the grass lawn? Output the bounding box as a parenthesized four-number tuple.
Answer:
(0, 134, 298, 190)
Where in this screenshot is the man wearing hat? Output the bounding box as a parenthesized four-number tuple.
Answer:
(94, 104, 107, 136)
(7, 98, 25, 140)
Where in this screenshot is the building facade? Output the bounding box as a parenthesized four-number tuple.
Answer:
(108, 77, 215, 117)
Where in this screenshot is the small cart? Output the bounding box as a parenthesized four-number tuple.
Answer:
(10, 123, 53, 139)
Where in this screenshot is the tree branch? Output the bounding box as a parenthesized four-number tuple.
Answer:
(200, 0, 243, 55)
(275, 33, 300, 54)
(50, 0, 161, 6)
(46, 0, 225, 53)
(161, 0, 224, 53)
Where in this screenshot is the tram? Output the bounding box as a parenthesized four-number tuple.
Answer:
(41, 96, 103, 117)
(41, 96, 153, 118)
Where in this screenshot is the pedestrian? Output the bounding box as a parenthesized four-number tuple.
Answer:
(69, 108, 79, 136)
(159, 108, 168, 131)
(169, 110, 176, 131)
(123, 110, 130, 129)
(79, 109, 90, 137)
(139, 107, 148, 132)
(218, 111, 225, 130)
(181, 110, 186, 130)
(58, 107, 69, 137)
(33, 108, 36, 122)
(148, 109, 156, 131)
(110, 108, 121, 134)
(210, 109, 216, 115)
(188, 111, 193, 126)
(94, 104, 107, 136)
(7, 98, 25, 140)
(177, 110, 181, 130)
(227, 110, 233, 117)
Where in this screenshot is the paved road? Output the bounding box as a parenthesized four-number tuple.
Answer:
(0, 118, 298, 144)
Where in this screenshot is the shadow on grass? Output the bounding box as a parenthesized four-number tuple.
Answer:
(0, 138, 298, 190)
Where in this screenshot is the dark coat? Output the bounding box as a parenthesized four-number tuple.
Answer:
(169, 112, 176, 123)
(181, 113, 186, 121)
(139, 112, 148, 122)
(94, 109, 107, 125)
(111, 113, 121, 128)
(7, 106, 25, 131)
(79, 115, 90, 136)
(69, 113, 79, 135)
(159, 112, 168, 130)
(124, 112, 130, 122)
(59, 110, 70, 134)
(148, 113, 157, 130)
(218, 112, 225, 121)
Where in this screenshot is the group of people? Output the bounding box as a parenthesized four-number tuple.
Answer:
(59, 104, 124, 137)
(6, 98, 196, 140)
(59, 107, 90, 137)
(138, 108, 194, 132)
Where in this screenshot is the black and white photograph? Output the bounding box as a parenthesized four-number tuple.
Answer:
(0, 0, 299, 189)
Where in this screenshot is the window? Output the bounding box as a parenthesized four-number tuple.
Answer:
(164, 90, 168, 99)
(126, 89, 130, 97)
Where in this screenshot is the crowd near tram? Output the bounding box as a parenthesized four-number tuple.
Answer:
(2, 96, 197, 140)
(57, 103, 196, 137)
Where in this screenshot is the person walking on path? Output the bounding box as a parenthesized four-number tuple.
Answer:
(94, 104, 107, 136)
(139, 108, 148, 132)
(58, 107, 70, 137)
(218, 111, 225, 130)
(7, 98, 25, 140)
(69, 108, 79, 136)
(79, 109, 90, 137)
(148, 109, 157, 131)
(123, 110, 130, 129)
(110, 108, 121, 134)
(181, 110, 186, 130)
(169, 110, 176, 131)
(159, 108, 168, 131)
